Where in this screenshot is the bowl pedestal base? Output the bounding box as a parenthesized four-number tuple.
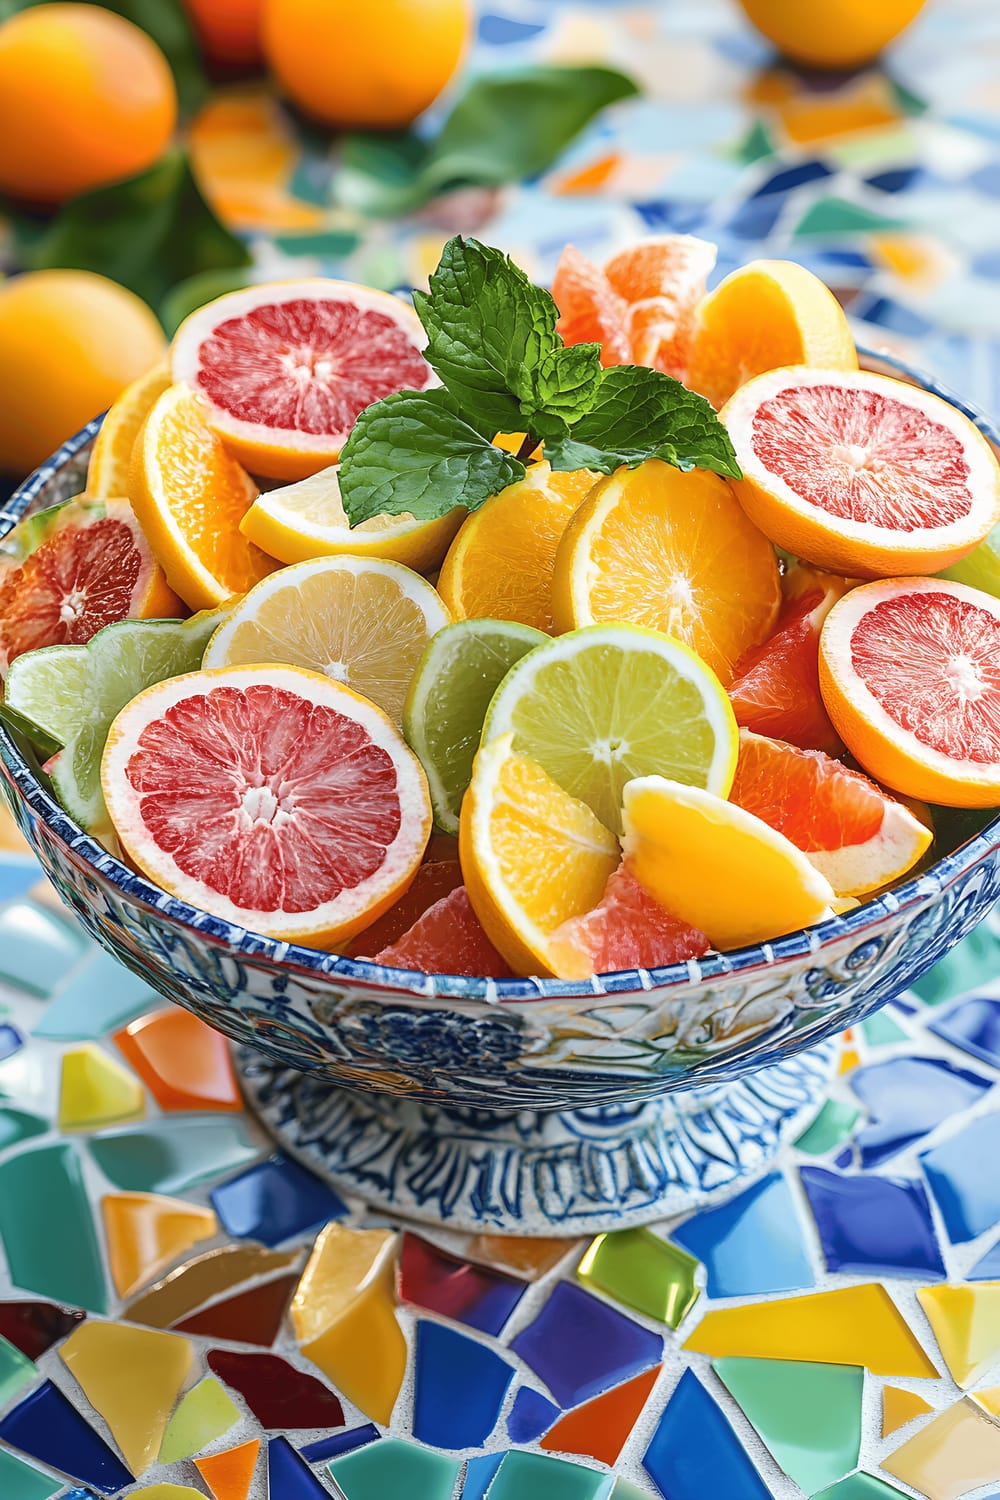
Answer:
(237, 1038, 837, 1234)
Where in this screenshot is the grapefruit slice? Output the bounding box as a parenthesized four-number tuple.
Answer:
(729, 729, 932, 898)
(552, 246, 630, 367)
(368, 886, 513, 978)
(604, 234, 717, 378)
(729, 564, 854, 752)
(344, 857, 463, 957)
(101, 664, 432, 947)
(550, 861, 709, 976)
(723, 367, 1000, 578)
(819, 577, 1000, 808)
(170, 280, 435, 481)
(0, 496, 182, 677)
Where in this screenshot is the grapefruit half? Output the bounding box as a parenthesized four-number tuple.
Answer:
(722, 367, 1000, 577)
(170, 280, 435, 480)
(819, 577, 1000, 808)
(101, 664, 432, 946)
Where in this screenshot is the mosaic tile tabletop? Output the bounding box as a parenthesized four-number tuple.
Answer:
(3, 1, 1000, 1496)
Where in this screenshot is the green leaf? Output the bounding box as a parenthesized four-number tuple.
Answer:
(334, 64, 639, 216)
(0, 0, 208, 116)
(160, 267, 253, 337)
(543, 366, 743, 479)
(23, 148, 251, 312)
(339, 388, 525, 526)
(524, 341, 602, 432)
(413, 236, 566, 434)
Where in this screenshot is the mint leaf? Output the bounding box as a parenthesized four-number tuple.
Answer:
(543, 367, 742, 479)
(339, 388, 525, 526)
(524, 342, 602, 432)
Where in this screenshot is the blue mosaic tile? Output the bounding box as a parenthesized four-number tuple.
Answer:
(672, 1172, 814, 1297)
(834, 1146, 854, 1168)
(725, 195, 784, 240)
(852, 296, 933, 338)
(644, 1369, 772, 1500)
(752, 160, 834, 197)
(413, 1320, 515, 1450)
(31, 950, 154, 1041)
(463, 1453, 506, 1500)
(0, 1023, 23, 1061)
(0, 903, 84, 995)
(210, 1155, 347, 1246)
(0, 859, 40, 906)
(300, 1425, 379, 1462)
(801, 1166, 945, 1279)
(850, 1057, 991, 1167)
(478, 13, 545, 44)
(921, 1112, 1000, 1242)
(969, 1238, 1000, 1280)
(970, 162, 1000, 196)
(267, 1436, 329, 1497)
(633, 200, 708, 235)
(507, 1386, 560, 1443)
(511, 1281, 663, 1409)
(0, 1380, 132, 1494)
(865, 167, 925, 193)
(928, 996, 1000, 1067)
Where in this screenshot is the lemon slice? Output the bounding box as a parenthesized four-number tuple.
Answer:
(623, 776, 836, 949)
(483, 623, 738, 834)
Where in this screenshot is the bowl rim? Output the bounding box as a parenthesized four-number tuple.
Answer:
(2, 347, 999, 1004)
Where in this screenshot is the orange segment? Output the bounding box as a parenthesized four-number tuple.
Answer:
(687, 259, 858, 409)
(551, 458, 781, 685)
(459, 734, 619, 979)
(437, 462, 597, 633)
(87, 363, 172, 501)
(129, 383, 278, 610)
(552, 245, 631, 367)
(604, 234, 717, 378)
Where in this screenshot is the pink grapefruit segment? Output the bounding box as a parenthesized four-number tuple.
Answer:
(729, 728, 932, 897)
(368, 885, 513, 978)
(170, 280, 435, 481)
(550, 861, 709, 975)
(101, 664, 432, 946)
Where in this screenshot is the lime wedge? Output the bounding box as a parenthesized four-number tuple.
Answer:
(403, 618, 547, 834)
(4, 610, 223, 834)
(938, 522, 1000, 596)
(483, 623, 738, 834)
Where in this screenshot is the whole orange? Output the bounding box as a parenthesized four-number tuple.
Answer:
(0, 271, 167, 477)
(183, 0, 264, 69)
(0, 4, 177, 205)
(738, 0, 926, 68)
(261, 0, 471, 129)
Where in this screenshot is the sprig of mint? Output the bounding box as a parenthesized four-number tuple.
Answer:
(339, 236, 741, 527)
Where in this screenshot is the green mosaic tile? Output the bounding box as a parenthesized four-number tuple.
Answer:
(0, 1108, 48, 1151)
(735, 120, 774, 164)
(0, 1143, 106, 1312)
(713, 1357, 863, 1493)
(32, 950, 155, 1041)
(86, 1118, 260, 1194)
(795, 1100, 861, 1156)
(0, 903, 85, 996)
(862, 1013, 907, 1047)
(911, 923, 1000, 1005)
(577, 1228, 700, 1327)
(812, 1475, 910, 1500)
(0, 1447, 61, 1500)
(329, 1437, 461, 1500)
(158, 1375, 241, 1463)
(0, 1332, 37, 1404)
(794, 197, 908, 238)
(611, 1484, 653, 1500)
(488, 1451, 614, 1500)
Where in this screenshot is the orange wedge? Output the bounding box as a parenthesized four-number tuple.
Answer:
(129, 383, 279, 611)
(437, 462, 597, 633)
(687, 259, 858, 409)
(551, 458, 781, 685)
(87, 363, 172, 500)
(459, 733, 619, 978)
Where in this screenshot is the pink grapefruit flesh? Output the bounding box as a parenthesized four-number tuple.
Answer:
(369, 885, 513, 978)
(551, 861, 709, 975)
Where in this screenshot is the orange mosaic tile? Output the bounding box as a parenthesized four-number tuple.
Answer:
(102, 1192, 219, 1299)
(541, 1364, 661, 1465)
(882, 1384, 934, 1436)
(114, 1008, 241, 1112)
(195, 1437, 261, 1500)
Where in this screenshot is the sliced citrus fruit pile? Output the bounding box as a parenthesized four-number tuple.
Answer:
(170, 280, 434, 480)
(459, 734, 620, 978)
(819, 577, 1000, 807)
(368, 886, 513, 978)
(437, 463, 596, 633)
(623, 775, 836, 950)
(203, 555, 450, 727)
(0, 495, 181, 676)
(730, 729, 932, 897)
(723, 367, 1000, 577)
(239, 462, 464, 572)
(687, 258, 858, 410)
(129, 382, 278, 610)
(550, 862, 709, 976)
(551, 458, 781, 685)
(343, 855, 463, 958)
(101, 664, 432, 946)
(86, 363, 172, 500)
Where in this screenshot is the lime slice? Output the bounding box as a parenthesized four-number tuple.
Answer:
(4, 609, 223, 834)
(403, 618, 547, 834)
(938, 522, 1000, 597)
(483, 623, 738, 834)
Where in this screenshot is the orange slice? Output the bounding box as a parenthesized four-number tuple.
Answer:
(819, 577, 1000, 807)
(730, 729, 932, 897)
(622, 775, 836, 950)
(129, 383, 279, 610)
(687, 259, 858, 409)
(723, 367, 1000, 577)
(459, 733, 619, 978)
(551, 458, 781, 685)
(101, 663, 432, 947)
(437, 462, 597, 633)
(87, 363, 172, 500)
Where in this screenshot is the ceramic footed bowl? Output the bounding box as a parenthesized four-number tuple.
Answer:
(1, 352, 999, 1132)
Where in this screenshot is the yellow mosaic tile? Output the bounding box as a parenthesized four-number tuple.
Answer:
(882, 1399, 1000, 1500)
(60, 1322, 195, 1474)
(882, 1384, 934, 1436)
(127, 1489, 206, 1499)
(918, 1283, 1000, 1388)
(291, 1223, 396, 1342)
(58, 1044, 145, 1131)
(102, 1193, 219, 1299)
(684, 1286, 937, 1376)
(972, 1386, 1000, 1418)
